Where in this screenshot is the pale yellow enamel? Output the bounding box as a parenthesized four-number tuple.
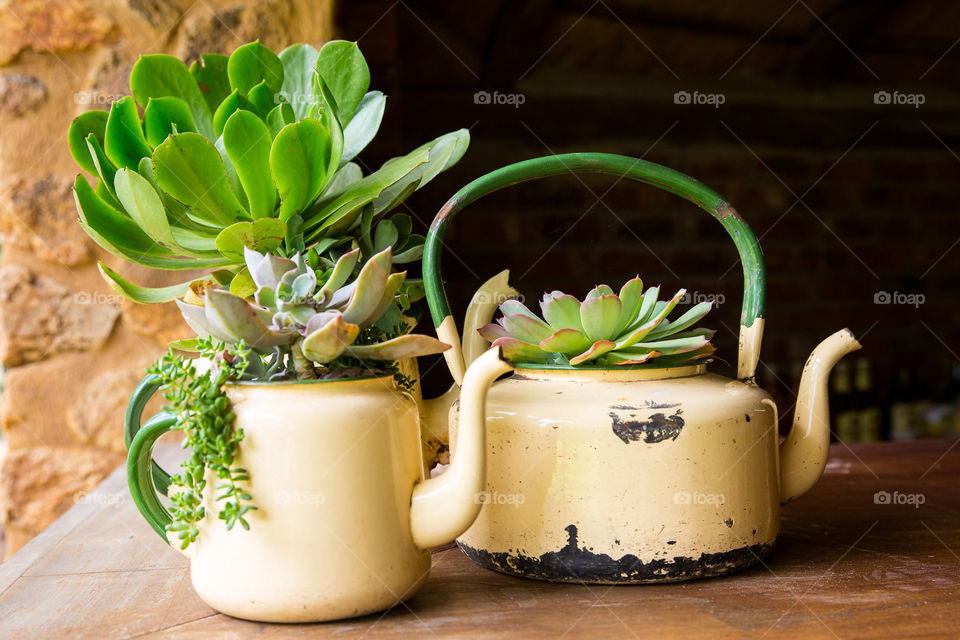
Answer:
(437, 316, 465, 386)
(780, 328, 862, 503)
(172, 369, 497, 623)
(737, 317, 765, 380)
(452, 366, 782, 567)
(411, 348, 513, 549)
(461, 269, 518, 368)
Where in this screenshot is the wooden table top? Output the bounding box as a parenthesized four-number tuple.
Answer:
(1, 439, 958, 639)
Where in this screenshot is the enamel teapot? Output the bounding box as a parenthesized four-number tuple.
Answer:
(421, 152, 862, 583)
(125, 354, 509, 622)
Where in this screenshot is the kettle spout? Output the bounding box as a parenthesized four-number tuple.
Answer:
(779, 328, 862, 504)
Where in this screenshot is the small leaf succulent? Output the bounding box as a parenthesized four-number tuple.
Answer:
(479, 277, 716, 367)
(177, 246, 449, 380)
(69, 39, 468, 303)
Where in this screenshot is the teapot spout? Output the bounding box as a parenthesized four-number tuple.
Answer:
(779, 328, 861, 504)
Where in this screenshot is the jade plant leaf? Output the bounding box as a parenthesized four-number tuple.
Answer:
(341, 91, 385, 164)
(189, 53, 231, 114)
(270, 119, 332, 222)
(68, 110, 107, 175)
(316, 40, 369, 122)
(143, 96, 197, 147)
(222, 110, 276, 218)
(277, 43, 320, 119)
(130, 54, 214, 138)
(215, 218, 285, 261)
(98, 262, 199, 304)
(104, 97, 153, 169)
(227, 40, 285, 95)
(152, 133, 249, 227)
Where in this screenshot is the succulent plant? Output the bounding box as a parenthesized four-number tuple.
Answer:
(177, 246, 449, 379)
(479, 278, 715, 367)
(69, 39, 468, 303)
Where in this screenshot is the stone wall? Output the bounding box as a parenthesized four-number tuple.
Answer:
(0, 0, 335, 557)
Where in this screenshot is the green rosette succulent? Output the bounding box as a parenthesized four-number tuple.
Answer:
(68, 39, 468, 303)
(479, 277, 715, 367)
(178, 246, 449, 379)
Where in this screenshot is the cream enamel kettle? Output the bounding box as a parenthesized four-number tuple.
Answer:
(421, 152, 861, 583)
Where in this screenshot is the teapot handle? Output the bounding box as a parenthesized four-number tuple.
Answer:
(423, 152, 766, 380)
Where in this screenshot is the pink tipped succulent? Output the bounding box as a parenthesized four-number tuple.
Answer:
(479, 277, 715, 367)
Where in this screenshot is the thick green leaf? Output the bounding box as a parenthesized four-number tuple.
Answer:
(341, 90, 384, 164)
(114, 168, 178, 250)
(324, 162, 362, 198)
(143, 97, 197, 147)
(213, 135, 248, 210)
(228, 268, 256, 298)
(137, 157, 215, 233)
(489, 337, 552, 365)
(189, 53, 231, 114)
(104, 97, 152, 169)
(98, 262, 198, 304)
(541, 292, 583, 332)
(152, 133, 250, 227)
(265, 102, 295, 137)
(303, 146, 428, 238)
(246, 80, 276, 119)
(615, 277, 645, 334)
(580, 294, 622, 342)
(277, 43, 320, 119)
(645, 301, 713, 341)
(215, 219, 285, 261)
(316, 40, 369, 122)
(68, 110, 108, 174)
(569, 340, 617, 366)
(75, 176, 229, 270)
(222, 110, 276, 218)
(270, 119, 332, 222)
(373, 219, 398, 253)
(371, 129, 469, 215)
(213, 89, 246, 138)
(228, 40, 284, 95)
(130, 54, 214, 138)
(538, 328, 592, 355)
(86, 134, 118, 199)
(502, 312, 554, 345)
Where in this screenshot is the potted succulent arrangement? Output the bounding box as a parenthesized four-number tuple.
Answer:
(69, 39, 506, 623)
(422, 152, 862, 584)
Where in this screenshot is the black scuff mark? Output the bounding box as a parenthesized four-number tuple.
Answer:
(724, 518, 733, 528)
(459, 524, 773, 584)
(610, 407, 684, 444)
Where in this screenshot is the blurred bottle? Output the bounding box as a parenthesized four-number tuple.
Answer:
(854, 359, 881, 442)
(831, 360, 858, 443)
(889, 369, 915, 441)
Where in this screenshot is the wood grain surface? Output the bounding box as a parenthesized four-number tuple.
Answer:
(0, 439, 957, 639)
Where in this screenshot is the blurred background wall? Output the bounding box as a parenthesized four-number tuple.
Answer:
(1, 0, 959, 556)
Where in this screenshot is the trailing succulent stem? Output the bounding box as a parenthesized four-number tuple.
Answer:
(480, 277, 716, 367)
(148, 338, 256, 548)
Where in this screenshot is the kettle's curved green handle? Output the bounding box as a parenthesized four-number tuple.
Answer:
(128, 413, 177, 538)
(125, 375, 175, 539)
(423, 153, 767, 378)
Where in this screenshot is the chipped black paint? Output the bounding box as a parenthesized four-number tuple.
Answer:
(609, 406, 684, 444)
(459, 525, 773, 584)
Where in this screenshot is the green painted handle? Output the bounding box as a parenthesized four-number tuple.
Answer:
(127, 413, 177, 539)
(424, 152, 766, 328)
(125, 375, 175, 540)
(124, 374, 172, 496)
